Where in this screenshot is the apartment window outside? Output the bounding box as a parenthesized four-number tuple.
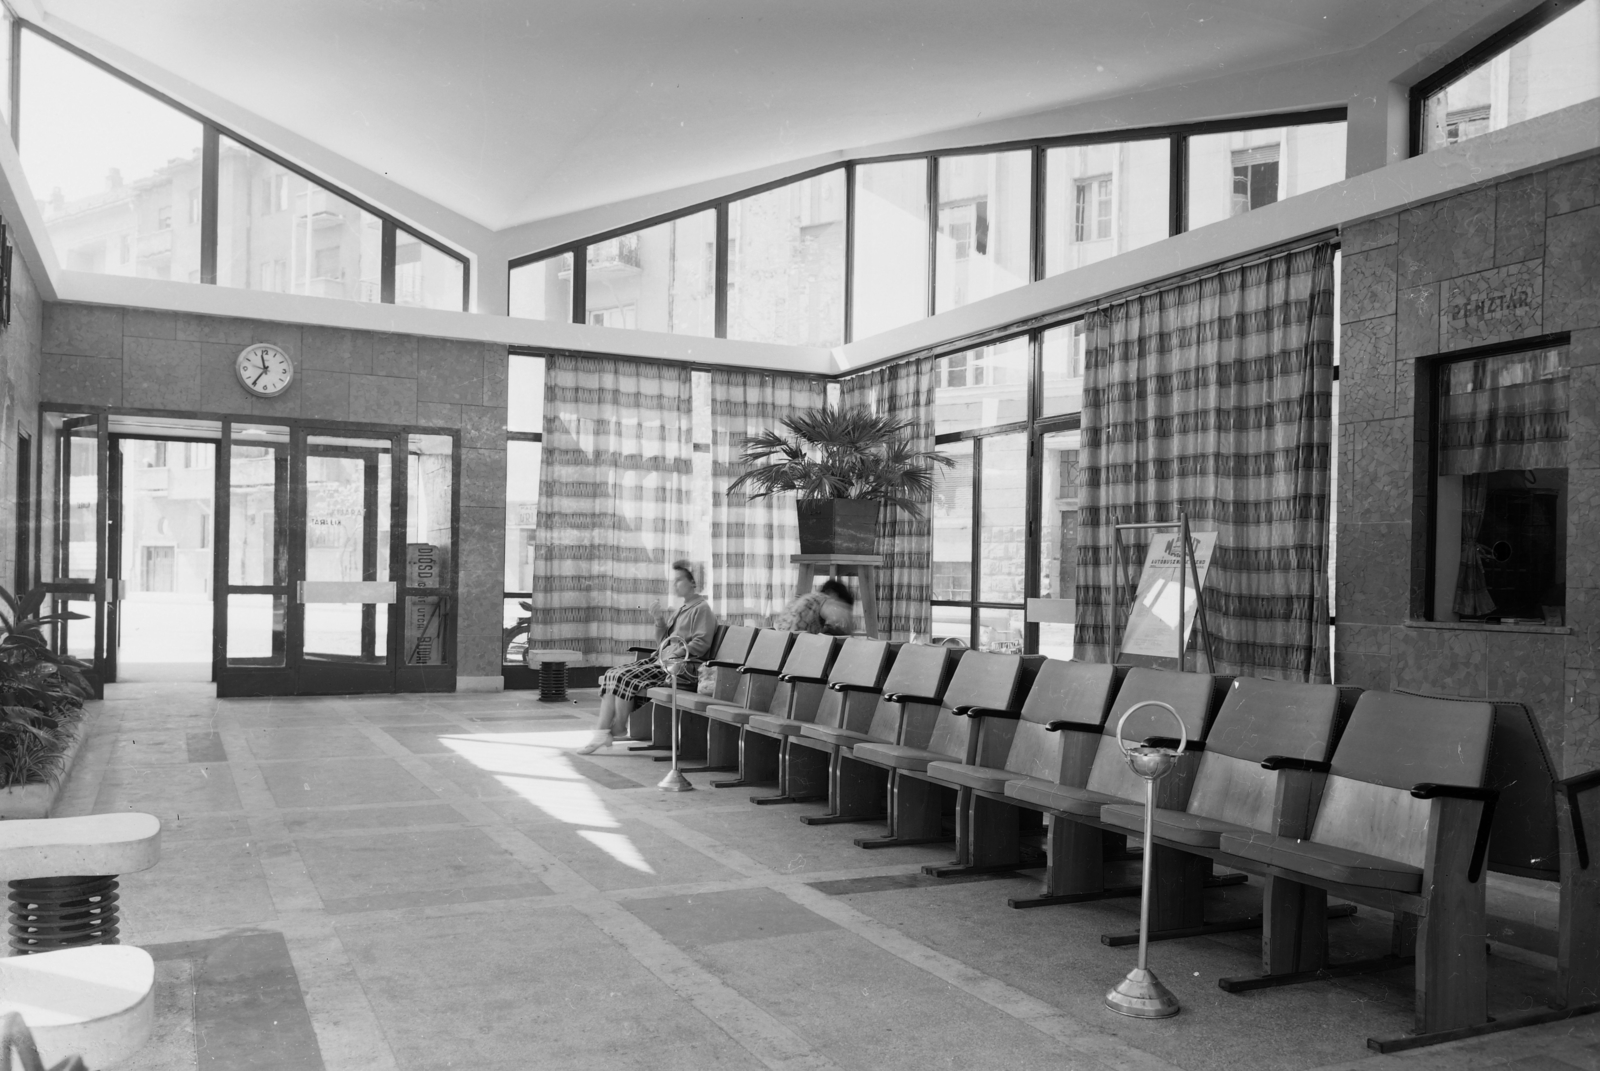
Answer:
(1430, 343, 1569, 625)
(1187, 122, 1345, 229)
(726, 170, 846, 346)
(1073, 176, 1112, 241)
(188, 190, 200, 225)
(935, 151, 1031, 313)
(1231, 144, 1280, 216)
(1417, 0, 1600, 154)
(394, 230, 466, 311)
(582, 211, 715, 336)
(852, 159, 929, 337)
(508, 253, 575, 322)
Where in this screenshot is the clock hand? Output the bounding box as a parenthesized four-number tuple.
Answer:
(252, 368, 267, 386)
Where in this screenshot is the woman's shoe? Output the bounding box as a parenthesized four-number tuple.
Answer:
(575, 730, 613, 755)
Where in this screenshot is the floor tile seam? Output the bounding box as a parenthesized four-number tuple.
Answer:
(770, 881, 1184, 1071)
(273, 925, 403, 1071)
(604, 802, 777, 882)
(53, 705, 123, 818)
(571, 896, 843, 1071)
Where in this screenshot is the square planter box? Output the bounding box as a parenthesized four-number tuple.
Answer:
(797, 499, 880, 556)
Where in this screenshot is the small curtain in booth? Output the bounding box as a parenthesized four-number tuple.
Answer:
(528, 354, 694, 665)
(711, 369, 828, 627)
(1073, 242, 1336, 682)
(838, 355, 939, 641)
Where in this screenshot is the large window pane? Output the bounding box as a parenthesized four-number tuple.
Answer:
(395, 232, 465, 311)
(978, 607, 1025, 654)
(1044, 140, 1170, 276)
(852, 160, 928, 338)
(217, 136, 382, 301)
(504, 439, 541, 592)
(1039, 429, 1081, 602)
(1422, 0, 1600, 153)
(931, 440, 973, 605)
(1041, 322, 1085, 418)
(935, 151, 1031, 312)
(727, 171, 846, 346)
(1186, 123, 1347, 230)
(584, 211, 715, 335)
(929, 605, 971, 649)
(508, 253, 574, 321)
(507, 355, 546, 433)
(979, 434, 1027, 604)
(934, 337, 1029, 435)
(21, 30, 203, 280)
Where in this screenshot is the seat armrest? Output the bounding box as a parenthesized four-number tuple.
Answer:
(884, 692, 942, 706)
(1142, 737, 1205, 753)
(956, 705, 1020, 720)
(705, 659, 744, 668)
(628, 645, 655, 653)
(780, 673, 830, 685)
(1412, 784, 1500, 882)
(1557, 769, 1600, 870)
(1261, 756, 1331, 773)
(739, 666, 781, 676)
(1046, 720, 1103, 734)
(830, 682, 882, 694)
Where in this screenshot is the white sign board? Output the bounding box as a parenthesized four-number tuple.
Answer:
(1120, 530, 1217, 660)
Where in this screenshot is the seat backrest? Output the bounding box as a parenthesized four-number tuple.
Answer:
(1400, 690, 1559, 880)
(1310, 690, 1494, 868)
(994, 660, 1120, 781)
(1186, 677, 1342, 831)
(714, 625, 758, 664)
(810, 638, 892, 732)
(856, 644, 956, 745)
(768, 633, 840, 721)
(733, 629, 796, 710)
(906, 651, 1022, 763)
(1083, 668, 1223, 804)
(970, 655, 1048, 769)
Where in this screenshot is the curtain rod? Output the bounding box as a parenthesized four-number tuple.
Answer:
(839, 228, 1341, 381)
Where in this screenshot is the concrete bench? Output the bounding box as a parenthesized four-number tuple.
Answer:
(0, 945, 155, 1069)
(0, 814, 162, 954)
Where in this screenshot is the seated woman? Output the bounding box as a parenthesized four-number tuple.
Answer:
(576, 560, 717, 754)
(773, 578, 855, 635)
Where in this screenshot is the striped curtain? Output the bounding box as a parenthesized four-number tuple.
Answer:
(839, 355, 938, 641)
(1073, 243, 1336, 682)
(711, 369, 828, 626)
(529, 354, 694, 665)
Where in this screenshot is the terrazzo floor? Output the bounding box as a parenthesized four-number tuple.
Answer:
(43, 680, 1600, 1071)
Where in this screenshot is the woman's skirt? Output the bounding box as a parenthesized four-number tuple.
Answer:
(600, 659, 695, 700)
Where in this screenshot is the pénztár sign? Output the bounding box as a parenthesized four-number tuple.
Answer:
(1120, 530, 1217, 659)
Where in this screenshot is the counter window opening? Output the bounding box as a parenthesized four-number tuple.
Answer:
(1426, 340, 1571, 626)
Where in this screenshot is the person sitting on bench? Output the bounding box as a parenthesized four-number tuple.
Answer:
(577, 560, 718, 754)
(773, 579, 855, 636)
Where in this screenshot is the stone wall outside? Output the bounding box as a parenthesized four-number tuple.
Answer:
(1336, 151, 1600, 776)
(37, 303, 507, 682)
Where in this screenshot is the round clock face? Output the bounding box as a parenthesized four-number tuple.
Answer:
(236, 343, 294, 397)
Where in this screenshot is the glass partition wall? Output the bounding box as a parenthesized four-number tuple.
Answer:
(35, 409, 458, 696)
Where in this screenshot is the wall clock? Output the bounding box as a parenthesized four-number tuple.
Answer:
(236, 342, 295, 397)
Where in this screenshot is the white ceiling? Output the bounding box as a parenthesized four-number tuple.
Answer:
(39, 0, 1434, 233)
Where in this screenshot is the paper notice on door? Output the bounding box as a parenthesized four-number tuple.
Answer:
(1120, 530, 1217, 660)
(404, 595, 445, 665)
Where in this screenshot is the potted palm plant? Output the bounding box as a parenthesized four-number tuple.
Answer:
(728, 406, 953, 555)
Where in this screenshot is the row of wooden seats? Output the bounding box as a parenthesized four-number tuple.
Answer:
(632, 626, 1599, 1044)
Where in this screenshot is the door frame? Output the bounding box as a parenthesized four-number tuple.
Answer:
(35, 404, 461, 698)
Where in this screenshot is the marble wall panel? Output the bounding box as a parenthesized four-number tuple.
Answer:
(1567, 467, 1600, 589)
(43, 303, 123, 358)
(123, 309, 177, 340)
(175, 315, 302, 359)
(1494, 172, 1546, 266)
(1544, 206, 1600, 333)
(1572, 327, 1600, 368)
(1334, 622, 1396, 692)
(1395, 284, 1440, 361)
(40, 353, 121, 407)
(1439, 259, 1543, 350)
(1343, 215, 1398, 255)
(1484, 631, 1567, 747)
(1564, 667, 1600, 776)
(460, 447, 508, 509)
(1392, 626, 1488, 695)
(455, 505, 507, 678)
(302, 326, 374, 375)
(121, 337, 242, 412)
(483, 348, 508, 408)
(460, 405, 508, 450)
(417, 339, 487, 405)
(1338, 318, 1395, 424)
(1336, 521, 1411, 624)
(1567, 586, 1600, 671)
(372, 333, 420, 379)
(1340, 247, 1397, 323)
(416, 402, 461, 428)
(1398, 186, 1496, 289)
(1569, 364, 1600, 470)
(248, 386, 301, 420)
(349, 375, 418, 426)
(1347, 419, 1413, 523)
(299, 371, 351, 421)
(1547, 154, 1600, 216)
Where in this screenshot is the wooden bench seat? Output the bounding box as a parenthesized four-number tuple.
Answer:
(750, 638, 891, 805)
(706, 633, 835, 788)
(679, 629, 793, 771)
(638, 625, 759, 757)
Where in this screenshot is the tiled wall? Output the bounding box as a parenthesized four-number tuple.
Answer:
(0, 255, 43, 595)
(1337, 150, 1600, 776)
(38, 303, 507, 684)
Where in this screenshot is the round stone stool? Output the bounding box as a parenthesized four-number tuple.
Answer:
(524, 648, 583, 701)
(0, 944, 155, 1069)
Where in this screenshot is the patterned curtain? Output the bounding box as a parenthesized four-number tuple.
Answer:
(1438, 347, 1568, 475)
(838, 355, 938, 641)
(1074, 243, 1336, 682)
(711, 369, 828, 627)
(529, 354, 694, 665)
(1453, 473, 1496, 617)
